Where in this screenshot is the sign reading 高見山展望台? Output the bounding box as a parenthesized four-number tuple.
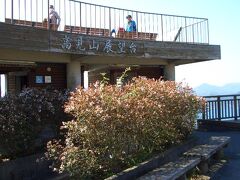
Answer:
(61, 35, 138, 55)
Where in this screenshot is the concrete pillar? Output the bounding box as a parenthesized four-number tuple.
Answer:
(67, 61, 81, 90)
(198, 159, 209, 174)
(165, 63, 175, 81)
(214, 149, 224, 160)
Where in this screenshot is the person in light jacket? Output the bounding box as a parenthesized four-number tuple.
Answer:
(49, 5, 61, 30)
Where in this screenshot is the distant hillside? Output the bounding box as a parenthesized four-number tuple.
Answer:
(194, 83, 240, 96)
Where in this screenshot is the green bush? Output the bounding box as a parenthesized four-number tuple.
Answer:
(47, 77, 203, 179)
(0, 88, 69, 160)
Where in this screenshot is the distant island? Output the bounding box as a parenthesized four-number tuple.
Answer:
(194, 83, 240, 96)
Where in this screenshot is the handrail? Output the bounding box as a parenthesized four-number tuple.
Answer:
(70, 0, 208, 20)
(0, 0, 209, 44)
(199, 94, 240, 121)
(204, 94, 240, 98)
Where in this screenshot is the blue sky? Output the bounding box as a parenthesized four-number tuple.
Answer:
(82, 0, 240, 88)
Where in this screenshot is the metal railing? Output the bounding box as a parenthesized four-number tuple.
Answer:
(0, 0, 209, 43)
(199, 95, 240, 121)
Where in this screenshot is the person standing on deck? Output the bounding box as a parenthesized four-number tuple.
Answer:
(126, 15, 136, 32)
(49, 5, 61, 31)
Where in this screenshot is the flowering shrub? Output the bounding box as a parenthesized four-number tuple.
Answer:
(0, 88, 69, 160)
(47, 77, 203, 179)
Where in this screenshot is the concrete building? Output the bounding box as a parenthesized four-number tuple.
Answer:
(0, 0, 220, 94)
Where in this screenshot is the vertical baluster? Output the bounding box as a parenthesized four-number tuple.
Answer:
(233, 96, 237, 120)
(59, 0, 61, 31)
(206, 101, 209, 120)
(144, 13, 146, 39)
(217, 97, 221, 121)
(123, 9, 124, 37)
(19, 0, 20, 21)
(90, 4, 92, 34)
(4, 0, 6, 20)
(223, 100, 227, 117)
(169, 15, 172, 40)
(215, 100, 218, 119)
(207, 101, 210, 119)
(213, 101, 215, 119)
(192, 19, 194, 43)
(161, 15, 163, 41)
(103, 7, 106, 29)
(185, 17, 187, 42)
(74, 0, 76, 27)
(238, 98, 240, 119)
(141, 13, 143, 39)
(118, 9, 120, 35)
(69, 0, 71, 26)
(152, 14, 155, 39)
(42, 0, 43, 23)
(36, 0, 38, 23)
(207, 19, 209, 44)
(100, 6, 102, 29)
(113, 8, 116, 35)
(64, 0, 66, 27)
(222, 99, 224, 119)
(196, 21, 198, 43)
(109, 7, 111, 37)
(157, 14, 159, 41)
(85, 3, 87, 30)
(211, 101, 214, 120)
(148, 13, 150, 39)
(200, 21, 202, 43)
(202, 102, 206, 120)
(47, 0, 49, 29)
(208, 101, 211, 119)
(79, 2, 81, 28)
(229, 99, 232, 118)
(212, 101, 215, 119)
(30, 0, 32, 22)
(95, 5, 96, 30)
(11, 0, 13, 23)
(136, 11, 138, 34)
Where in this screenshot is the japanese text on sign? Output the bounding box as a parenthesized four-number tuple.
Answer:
(61, 35, 137, 54)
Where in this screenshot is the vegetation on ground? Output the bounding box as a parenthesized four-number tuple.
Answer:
(46, 74, 204, 179)
(0, 88, 69, 161)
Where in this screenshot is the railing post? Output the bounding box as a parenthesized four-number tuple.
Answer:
(202, 104, 206, 120)
(79, 2, 82, 27)
(217, 96, 221, 121)
(192, 24, 194, 43)
(185, 17, 187, 43)
(234, 95, 238, 120)
(47, 0, 50, 30)
(109, 7, 111, 37)
(207, 19, 209, 44)
(11, 0, 14, 24)
(136, 11, 139, 33)
(161, 14, 163, 41)
(4, 0, 6, 20)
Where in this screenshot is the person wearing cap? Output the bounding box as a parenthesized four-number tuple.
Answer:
(49, 5, 61, 30)
(126, 15, 136, 32)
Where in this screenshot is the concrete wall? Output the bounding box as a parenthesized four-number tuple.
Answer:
(0, 23, 221, 65)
